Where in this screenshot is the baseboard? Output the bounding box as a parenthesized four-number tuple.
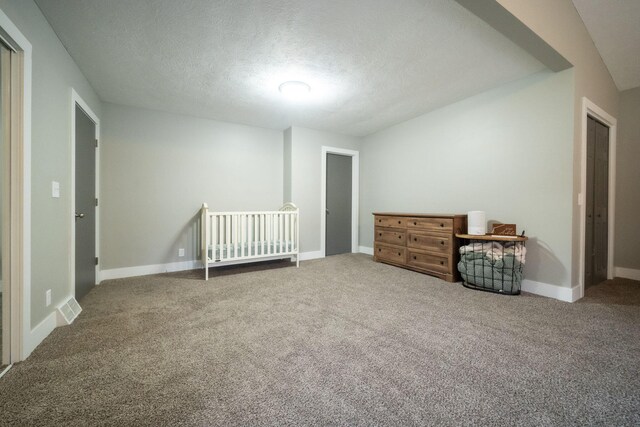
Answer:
(24, 311, 57, 358)
(359, 246, 373, 255)
(521, 279, 580, 303)
(614, 266, 640, 281)
(100, 260, 204, 281)
(100, 253, 322, 281)
(0, 364, 11, 379)
(298, 251, 323, 261)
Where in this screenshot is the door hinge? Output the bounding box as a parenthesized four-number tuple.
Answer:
(95, 139, 99, 148)
(95, 257, 99, 265)
(95, 198, 98, 207)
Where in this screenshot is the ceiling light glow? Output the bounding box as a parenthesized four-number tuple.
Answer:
(278, 81, 311, 100)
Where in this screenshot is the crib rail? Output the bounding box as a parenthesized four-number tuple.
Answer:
(201, 203, 299, 280)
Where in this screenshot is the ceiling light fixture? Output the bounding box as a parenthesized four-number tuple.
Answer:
(278, 81, 311, 100)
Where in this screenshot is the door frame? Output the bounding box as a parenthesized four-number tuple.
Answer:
(70, 89, 100, 295)
(0, 9, 31, 363)
(578, 97, 617, 299)
(320, 146, 359, 258)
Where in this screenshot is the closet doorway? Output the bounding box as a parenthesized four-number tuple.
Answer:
(579, 97, 617, 300)
(0, 36, 19, 369)
(584, 116, 610, 289)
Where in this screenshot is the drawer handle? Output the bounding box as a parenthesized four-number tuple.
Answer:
(398, 220, 401, 224)
(378, 248, 381, 252)
(441, 241, 445, 245)
(414, 238, 417, 241)
(413, 221, 417, 225)
(440, 223, 444, 227)
(440, 261, 444, 265)
(413, 256, 416, 260)
(378, 219, 382, 223)
(379, 233, 382, 236)
(398, 235, 402, 239)
(398, 252, 401, 256)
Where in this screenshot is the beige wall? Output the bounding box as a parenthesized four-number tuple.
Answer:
(496, 0, 620, 286)
(615, 87, 640, 271)
(288, 127, 361, 254)
(360, 70, 574, 287)
(100, 103, 283, 270)
(0, 0, 102, 326)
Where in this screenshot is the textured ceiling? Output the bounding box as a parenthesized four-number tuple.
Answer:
(35, 0, 544, 136)
(573, 0, 640, 91)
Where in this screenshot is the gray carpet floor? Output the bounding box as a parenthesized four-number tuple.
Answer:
(0, 254, 638, 426)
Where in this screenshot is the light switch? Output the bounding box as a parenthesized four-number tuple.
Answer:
(52, 181, 60, 198)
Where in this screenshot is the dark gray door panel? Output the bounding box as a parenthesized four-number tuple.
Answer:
(75, 105, 96, 300)
(326, 154, 352, 256)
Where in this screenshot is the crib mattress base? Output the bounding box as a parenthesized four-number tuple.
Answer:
(206, 253, 297, 268)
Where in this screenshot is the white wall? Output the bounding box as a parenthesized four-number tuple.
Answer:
(283, 127, 292, 202)
(0, 0, 102, 328)
(100, 103, 283, 271)
(288, 127, 361, 254)
(496, 0, 620, 289)
(361, 70, 574, 287)
(615, 87, 640, 272)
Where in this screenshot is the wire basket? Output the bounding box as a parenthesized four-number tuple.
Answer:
(457, 240, 526, 295)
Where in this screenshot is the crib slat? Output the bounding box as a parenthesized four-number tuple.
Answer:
(252, 215, 260, 255)
(292, 214, 296, 252)
(223, 215, 226, 259)
(261, 215, 265, 255)
(288, 213, 292, 253)
(267, 214, 272, 255)
(272, 213, 276, 254)
(218, 215, 222, 261)
(293, 214, 297, 252)
(224, 215, 231, 258)
(241, 215, 246, 257)
(248, 215, 252, 257)
(253, 215, 257, 255)
(233, 215, 237, 258)
(279, 214, 283, 253)
(211, 215, 216, 261)
(285, 214, 289, 253)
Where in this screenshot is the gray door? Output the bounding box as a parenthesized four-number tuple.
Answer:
(75, 105, 96, 300)
(326, 153, 352, 256)
(585, 116, 609, 288)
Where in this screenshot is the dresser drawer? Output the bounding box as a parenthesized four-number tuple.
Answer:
(406, 217, 453, 232)
(375, 244, 406, 264)
(407, 232, 450, 254)
(407, 250, 449, 273)
(375, 228, 406, 245)
(375, 216, 406, 228)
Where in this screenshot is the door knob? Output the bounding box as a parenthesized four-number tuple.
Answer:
(75, 212, 85, 219)
(326, 209, 330, 215)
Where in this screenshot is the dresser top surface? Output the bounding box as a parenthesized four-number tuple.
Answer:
(373, 212, 467, 219)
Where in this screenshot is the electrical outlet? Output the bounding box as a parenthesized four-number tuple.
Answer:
(178, 248, 185, 257)
(45, 289, 52, 307)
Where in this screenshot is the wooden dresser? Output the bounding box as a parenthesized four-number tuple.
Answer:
(373, 213, 467, 282)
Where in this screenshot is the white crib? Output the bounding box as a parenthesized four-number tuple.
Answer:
(201, 203, 299, 280)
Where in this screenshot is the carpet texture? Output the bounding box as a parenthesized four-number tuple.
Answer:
(581, 277, 640, 306)
(0, 254, 638, 426)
